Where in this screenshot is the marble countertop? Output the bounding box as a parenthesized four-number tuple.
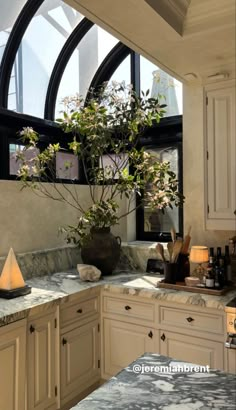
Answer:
(0, 269, 236, 326)
(71, 353, 236, 410)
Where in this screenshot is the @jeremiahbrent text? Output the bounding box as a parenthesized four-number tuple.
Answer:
(132, 364, 210, 374)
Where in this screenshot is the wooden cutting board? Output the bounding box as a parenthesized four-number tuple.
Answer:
(157, 281, 234, 295)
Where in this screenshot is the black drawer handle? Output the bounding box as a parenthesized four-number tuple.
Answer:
(186, 317, 194, 323)
(62, 338, 67, 345)
(148, 331, 153, 339)
(125, 305, 131, 310)
(161, 333, 166, 342)
(29, 325, 35, 333)
(77, 309, 83, 314)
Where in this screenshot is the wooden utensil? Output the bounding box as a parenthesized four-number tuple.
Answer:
(171, 239, 183, 263)
(156, 243, 165, 262)
(170, 227, 176, 243)
(167, 242, 174, 261)
(181, 226, 192, 254)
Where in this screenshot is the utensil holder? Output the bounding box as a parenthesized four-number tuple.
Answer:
(164, 262, 177, 284)
(176, 253, 190, 282)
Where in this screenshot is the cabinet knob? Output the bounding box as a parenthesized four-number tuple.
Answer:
(186, 317, 194, 323)
(148, 330, 153, 339)
(77, 308, 83, 314)
(62, 338, 67, 345)
(29, 325, 35, 333)
(125, 305, 131, 310)
(160, 333, 166, 341)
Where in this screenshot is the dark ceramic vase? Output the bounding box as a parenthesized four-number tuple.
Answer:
(176, 253, 190, 282)
(81, 227, 121, 275)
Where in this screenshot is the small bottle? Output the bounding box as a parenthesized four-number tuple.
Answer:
(224, 245, 232, 283)
(205, 268, 214, 289)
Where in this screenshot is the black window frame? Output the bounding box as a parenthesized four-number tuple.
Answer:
(136, 115, 183, 242)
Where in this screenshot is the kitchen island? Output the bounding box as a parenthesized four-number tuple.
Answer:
(70, 353, 236, 410)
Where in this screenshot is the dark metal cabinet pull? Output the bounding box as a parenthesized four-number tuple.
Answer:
(125, 305, 131, 310)
(186, 317, 194, 323)
(77, 308, 83, 313)
(160, 333, 166, 341)
(29, 325, 35, 333)
(62, 338, 67, 345)
(148, 331, 153, 338)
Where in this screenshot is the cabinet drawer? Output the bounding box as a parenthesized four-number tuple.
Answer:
(61, 296, 99, 328)
(159, 306, 224, 335)
(103, 296, 155, 323)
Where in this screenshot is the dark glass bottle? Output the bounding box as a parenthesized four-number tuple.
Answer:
(216, 247, 222, 267)
(218, 259, 225, 288)
(224, 245, 232, 283)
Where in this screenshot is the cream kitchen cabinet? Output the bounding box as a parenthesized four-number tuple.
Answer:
(101, 293, 157, 379)
(159, 329, 224, 370)
(0, 319, 27, 410)
(205, 80, 236, 230)
(27, 308, 58, 410)
(103, 318, 157, 379)
(226, 349, 236, 374)
(60, 293, 100, 408)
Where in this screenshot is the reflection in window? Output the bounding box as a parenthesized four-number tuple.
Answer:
(140, 56, 182, 117)
(0, 0, 27, 65)
(144, 146, 179, 234)
(9, 144, 39, 175)
(56, 152, 79, 180)
(55, 26, 118, 118)
(8, 0, 83, 116)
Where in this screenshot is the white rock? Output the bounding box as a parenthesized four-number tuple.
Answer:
(77, 264, 101, 282)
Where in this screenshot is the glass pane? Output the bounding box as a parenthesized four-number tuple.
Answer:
(9, 144, 39, 175)
(99, 154, 129, 180)
(56, 152, 79, 180)
(144, 146, 179, 233)
(107, 55, 131, 86)
(55, 26, 118, 118)
(8, 0, 83, 116)
(140, 56, 182, 117)
(0, 0, 27, 65)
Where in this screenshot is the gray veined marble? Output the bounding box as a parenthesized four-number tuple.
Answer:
(70, 353, 236, 410)
(0, 269, 236, 327)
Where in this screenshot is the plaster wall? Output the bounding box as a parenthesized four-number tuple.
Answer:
(182, 83, 235, 249)
(0, 181, 92, 256)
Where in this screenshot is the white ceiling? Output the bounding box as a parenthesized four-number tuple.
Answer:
(65, 0, 236, 84)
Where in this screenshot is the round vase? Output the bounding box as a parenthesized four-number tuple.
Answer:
(81, 227, 121, 275)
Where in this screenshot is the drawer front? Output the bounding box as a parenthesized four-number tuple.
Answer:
(61, 297, 99, 328)
(159, 306, 224, 335)
(103, 296, 155, 323)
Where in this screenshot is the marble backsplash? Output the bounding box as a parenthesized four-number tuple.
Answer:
(0, 245, 82, 280)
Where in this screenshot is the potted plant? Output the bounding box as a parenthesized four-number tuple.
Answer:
(18, 82, 183, 274)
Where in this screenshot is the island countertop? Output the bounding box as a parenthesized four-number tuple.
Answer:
(0, 269, 235, 326)
(70, 353, 236, 410)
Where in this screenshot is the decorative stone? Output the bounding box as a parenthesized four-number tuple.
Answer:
(77, 264, 101, 282)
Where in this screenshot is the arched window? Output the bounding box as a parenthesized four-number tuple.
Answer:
(0, 1, 183, 241)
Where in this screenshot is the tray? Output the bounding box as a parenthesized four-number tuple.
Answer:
(157, 280, 234, 295)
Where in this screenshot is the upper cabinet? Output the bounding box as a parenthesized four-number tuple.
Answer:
(205, 80, 236, 230)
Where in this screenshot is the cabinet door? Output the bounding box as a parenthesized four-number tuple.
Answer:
(27, 311, 57, 410)
(226, 349, 236, 374)
(160, 330, 224, 370)
(206, 84, 236, 230)
(60, 320, 100, 407)
(0, 319, 26, 410)
(103, 318, 156, 379)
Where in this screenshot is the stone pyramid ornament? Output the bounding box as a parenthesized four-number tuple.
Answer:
(0, 248, 31, 299)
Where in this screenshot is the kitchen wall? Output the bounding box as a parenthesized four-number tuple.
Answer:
(0, 181, 92, 256)
(183, 82, 235, 249)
